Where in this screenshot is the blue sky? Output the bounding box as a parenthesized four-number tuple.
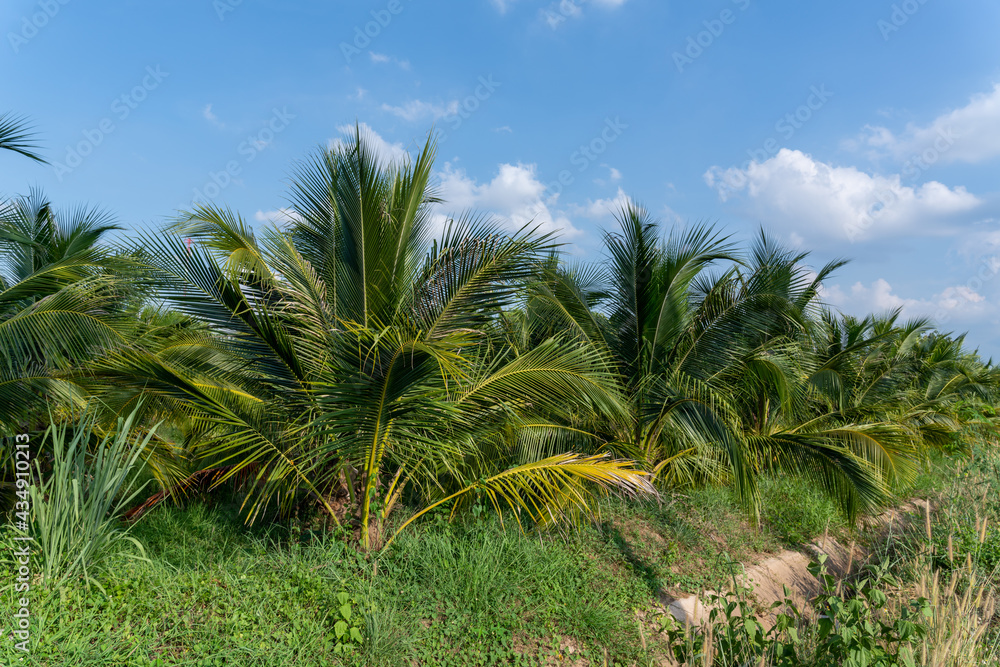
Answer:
(4, 0, 1000, 353)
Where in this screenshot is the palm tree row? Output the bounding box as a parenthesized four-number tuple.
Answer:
(2, 122, 996, 550)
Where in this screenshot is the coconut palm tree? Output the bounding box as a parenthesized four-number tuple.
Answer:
(0, 190, 127, 434)
(531, 202, 954, 520)
(97, 126, 652, 550)
(684, 234, 918, 520)
(797, 312, 1000, 478)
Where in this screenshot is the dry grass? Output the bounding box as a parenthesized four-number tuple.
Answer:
(913, 561, 997, 666)
(913, 499, 999, 667)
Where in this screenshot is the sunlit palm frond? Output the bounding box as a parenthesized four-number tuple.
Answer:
(385, 453, 654, 547)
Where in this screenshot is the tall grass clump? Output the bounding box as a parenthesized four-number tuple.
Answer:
(26, 406, 156, 588)
(914, 464, 1000, 666)
(914, 560, 997, 666)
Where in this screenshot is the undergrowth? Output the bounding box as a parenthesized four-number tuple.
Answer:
(0, 445, 996, 665)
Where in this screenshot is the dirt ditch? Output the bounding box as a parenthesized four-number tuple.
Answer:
(663, 499, 930, 626)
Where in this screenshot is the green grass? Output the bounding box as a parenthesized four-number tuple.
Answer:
(759, 475, 846, 547)
(0, 461, 975, 666)
(0, 500, 663, 666)
(925, 442, 1000, 575)
(587, 474, 847, 598)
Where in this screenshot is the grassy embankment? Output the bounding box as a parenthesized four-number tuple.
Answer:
(2, 444, 998, 666)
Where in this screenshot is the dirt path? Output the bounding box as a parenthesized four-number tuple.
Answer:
(665, 499, 929, 625)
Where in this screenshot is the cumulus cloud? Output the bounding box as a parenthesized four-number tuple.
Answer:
(369, 52, 410, 69)
(203, 104, 225, 128)
(322, 124, 588, 248)
(822, 278, 916, 313)
(954, 224, 1000, 265)
(569, 187, 631, 219)
(594, 164, 622, 186)
(853, 84, 1000, 165)
(433, 162, 583, 240)
(381, 99, 460, 122)
(821, 277, 992, 324)
(704, 148, 981, 243)
(254, 208, 301, 226)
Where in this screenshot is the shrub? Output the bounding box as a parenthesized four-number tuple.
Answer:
(659, 555, 931, 666)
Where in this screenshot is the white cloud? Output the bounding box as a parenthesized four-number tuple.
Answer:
(704, 149, 981, 243)
(322, 125, 586, 247)
(203, 104, 224, 128)
(594, 164, 622, 186)
(496, 0, 625, 16)
(254, 208, 300, 226)
(540, 0, 627, 29)
(569, 187, 630, 219)
(826, 278, 916, 313)
(329, 122, 411, 164)
(369, 52, 410, 69)
(937, 285, 986, 310)
(821, 277, 992, 323)
(661, 205, 684, 225)
(433, 162, 584, 240)
(493, 126, 513, 134)
(856, 84, 1000, 165)
(955, 224, 1000, 264)
(381, 99, 460, 122)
